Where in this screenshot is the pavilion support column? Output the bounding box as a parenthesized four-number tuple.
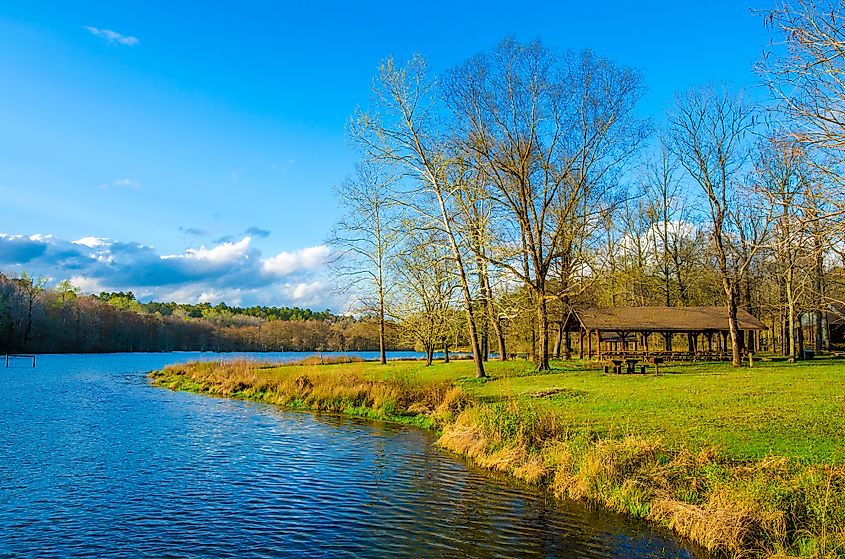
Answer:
(707, 332, 713, 352)
(644, 332, 650, 353)
(597, 331, 603, 360)
(579, 328, 585, 359)
(587, 329, 592, 359)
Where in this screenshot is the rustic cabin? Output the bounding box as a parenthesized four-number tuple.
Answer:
(562, 306, 768, 360)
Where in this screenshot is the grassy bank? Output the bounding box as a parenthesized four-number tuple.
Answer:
(150, 356, 845, 558)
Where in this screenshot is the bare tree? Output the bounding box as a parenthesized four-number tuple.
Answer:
(351, 55, 487, 377)
(328, 162, 401, 364)
(668, 85, 764, 366)
(761, 1, 845, 215)
(753, 136, 812, 359)
(444, 40, 649, 370)
(642, 136, 699, 306)
(393, 229, 457, 366)
(762, 0, 845, 348)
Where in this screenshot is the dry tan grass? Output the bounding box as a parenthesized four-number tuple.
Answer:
(286, 354, 367, 366)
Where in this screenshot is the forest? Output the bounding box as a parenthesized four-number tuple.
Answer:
(329, 2, 845, 374)
(0, 273, 394, 353)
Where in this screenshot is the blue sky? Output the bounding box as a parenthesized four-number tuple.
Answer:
(0, 1, 772, 308)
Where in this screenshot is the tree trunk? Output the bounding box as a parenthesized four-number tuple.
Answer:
(23, 296, 34, 347)
(564, 330, 572, 360)
(493, 316, 507, 361)
(437, 194, 485, 378)
(553, 322, 562, 359)
(535, 291, 550, 371)
(443, 341, 450, 363)
(725, 282, 742, 367)
(786, 266, 797, 361)
(483, 269, 507, 362)
(378, 294, 387, 365)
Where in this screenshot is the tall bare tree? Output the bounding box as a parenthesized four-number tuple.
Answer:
(753, 136, 812, 359)
(444, 39, 649, 370)
(351, 55, 487, 377)
(642, 136, 698, 306)
(668, 85, 763, 366)
(328, 162, 401, 364)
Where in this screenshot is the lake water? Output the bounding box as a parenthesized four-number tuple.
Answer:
(0, 352, 704, 558)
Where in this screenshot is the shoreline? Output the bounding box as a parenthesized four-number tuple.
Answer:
(150, 358, 845, 558)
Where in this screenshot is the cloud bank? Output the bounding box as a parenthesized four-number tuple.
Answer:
(0, 233, 335, 308)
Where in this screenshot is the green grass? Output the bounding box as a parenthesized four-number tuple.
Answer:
(469, 358, 845, 464)
(294, 355, 845, 464)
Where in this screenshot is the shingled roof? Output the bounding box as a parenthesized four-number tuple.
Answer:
(566, 306, 768, 333)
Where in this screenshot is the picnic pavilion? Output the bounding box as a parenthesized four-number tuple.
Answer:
(562, 306, 768, 360)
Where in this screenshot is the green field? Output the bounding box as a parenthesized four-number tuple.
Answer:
(282, 356, 845, 463)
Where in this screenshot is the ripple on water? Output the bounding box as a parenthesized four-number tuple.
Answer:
(0, 353, 705, 558)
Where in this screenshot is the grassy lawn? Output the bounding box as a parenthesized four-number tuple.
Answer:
(263, 355, 845, 464)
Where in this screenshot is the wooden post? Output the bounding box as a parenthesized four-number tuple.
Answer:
(579, 328, 585, 359)
(597, 331, 603, 360)
(4, 354, 8, 368)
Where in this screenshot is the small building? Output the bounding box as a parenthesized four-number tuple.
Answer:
(563, 306, 768, 359)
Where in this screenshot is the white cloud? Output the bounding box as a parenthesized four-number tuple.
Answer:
(170, 236, 252, 265)
(262, 245, 329, 277)
(73, 236, 109, 248)
(283, 281, 328, 305)
(84, 26, 139, 46)
(113, 178, 141, 189)
(67, 275, 106, 294)
(99, 178, 141, 190)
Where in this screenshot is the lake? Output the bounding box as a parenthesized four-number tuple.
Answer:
(0, 352, 704, 558)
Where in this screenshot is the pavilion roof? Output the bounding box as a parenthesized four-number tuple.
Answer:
(565, 306, 768, 333)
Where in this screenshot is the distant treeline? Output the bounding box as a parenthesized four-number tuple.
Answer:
(0, 274, 401, 353)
